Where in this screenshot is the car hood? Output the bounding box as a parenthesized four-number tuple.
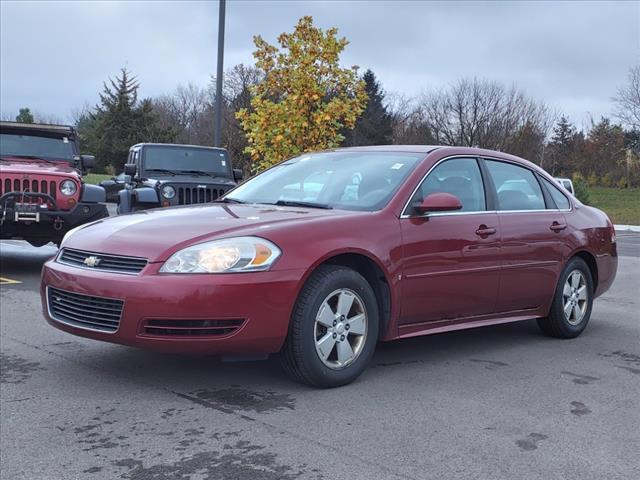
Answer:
(63, 203, 344, 261)
(0, 157, 79, 177)
(147, 174, 235, 186)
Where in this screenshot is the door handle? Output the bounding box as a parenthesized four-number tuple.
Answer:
(475, 225, 497, 236)
(550, 222, 567, 232)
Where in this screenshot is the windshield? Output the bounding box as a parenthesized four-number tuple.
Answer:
(143, 146, 230, 176)
(0, 133, 75, 160)
(226, 151, 424, 211)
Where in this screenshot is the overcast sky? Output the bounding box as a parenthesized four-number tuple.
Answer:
(1, 0, 638, 129)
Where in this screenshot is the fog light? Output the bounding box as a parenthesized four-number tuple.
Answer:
(162, 200, 170, 207)
(82, 206, 90, 214)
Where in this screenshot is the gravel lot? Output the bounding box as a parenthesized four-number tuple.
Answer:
(1, 235, 638, 480)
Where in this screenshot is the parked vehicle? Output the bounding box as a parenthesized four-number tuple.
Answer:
(0, 121, 107, 247)
(117, 143, 242, 213)
(99, 172, 126, 202)
(41, 146, 617, 387)
(555, 177, 575, 195)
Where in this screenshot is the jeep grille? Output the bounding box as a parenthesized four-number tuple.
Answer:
(1, 177, 57, 204)
(177, 187, 224, 205)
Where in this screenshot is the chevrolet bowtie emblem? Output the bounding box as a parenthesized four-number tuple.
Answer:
(83, 256, 101, 267)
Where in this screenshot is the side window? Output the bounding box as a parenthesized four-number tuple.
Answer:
(409, 158, 486, 212)
(485, 160, 545, 211)
(541, 177, 571, 210)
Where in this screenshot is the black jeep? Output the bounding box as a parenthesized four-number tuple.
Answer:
(117, 143, 242, 213)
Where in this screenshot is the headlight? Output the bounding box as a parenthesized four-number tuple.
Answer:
(161, 185, 176, 199)
(60, 180, 77, 196)
(160, 236, 281, 274)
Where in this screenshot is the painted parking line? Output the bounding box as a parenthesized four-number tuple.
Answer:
(0, 276, 22, 285)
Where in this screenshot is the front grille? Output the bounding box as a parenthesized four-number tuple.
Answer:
(0, 176, 57, 204)
(142, 318, 245, 337)
(48, 287, 123, 333)
(177, 187, 224, 205)
(58, 248, 148, 274)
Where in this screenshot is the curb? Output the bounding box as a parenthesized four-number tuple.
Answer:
(614, 224, 640, 233)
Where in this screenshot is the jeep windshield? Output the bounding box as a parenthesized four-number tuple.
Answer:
(143, 146, 230, 177)
(224, 151, 424, 212)
(0, 133, 75, 161)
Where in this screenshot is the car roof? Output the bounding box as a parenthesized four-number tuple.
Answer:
(336, 145, 442, 154)
(0, 121, 75, 135)
(131, 143, 228, 151)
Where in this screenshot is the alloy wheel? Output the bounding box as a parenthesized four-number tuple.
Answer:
(563, 270, 588, 325)
(314, 288, 368, 370)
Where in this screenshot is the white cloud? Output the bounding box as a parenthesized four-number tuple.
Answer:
(1, 0, 638, 126)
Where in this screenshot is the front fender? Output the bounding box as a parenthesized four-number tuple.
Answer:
(80, 183, 106, 203)
(134, 187, 159, 204)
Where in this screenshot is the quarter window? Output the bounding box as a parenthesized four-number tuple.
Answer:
(409, 158, 486, 213)
(485, 160, 546, 211)
(541, 177, 571, 210)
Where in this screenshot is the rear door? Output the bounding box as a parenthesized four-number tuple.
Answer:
(482, 159, 569, 313)
(399, 157, 501, 325)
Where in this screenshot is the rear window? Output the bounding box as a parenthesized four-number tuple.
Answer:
(542, 177, 571, 210)
(485, 160, 546, 211)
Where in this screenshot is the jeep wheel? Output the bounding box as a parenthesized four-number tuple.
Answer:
(280, 265, 379, 388)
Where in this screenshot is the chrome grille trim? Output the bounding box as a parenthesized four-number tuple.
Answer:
(47, 286, 124, 333)
(57, 248, 148, 275)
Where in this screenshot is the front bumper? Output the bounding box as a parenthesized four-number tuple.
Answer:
(41, 259, 304, 355)
(0, 192, 108, 241)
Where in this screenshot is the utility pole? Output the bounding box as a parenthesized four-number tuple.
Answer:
(214, 0, 226, 147)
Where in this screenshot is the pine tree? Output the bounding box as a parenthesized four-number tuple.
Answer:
(547, 116, 577, 175)
(78, 68, 174, 172)
(343, 69, 393, 146)
(15, 107, 34, 124)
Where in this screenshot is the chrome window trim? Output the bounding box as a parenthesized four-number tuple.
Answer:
(400, 153, 574, 219)
(46, 286, 123, 335)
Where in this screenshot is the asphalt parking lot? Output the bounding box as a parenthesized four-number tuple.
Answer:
(1, 233, 639, 480)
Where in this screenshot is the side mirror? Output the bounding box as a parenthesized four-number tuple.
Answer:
(415, 192, 463, 214)
(233, 168, 244, 182)
(80, 154, 95, 170)
(124, 164, 136, 176)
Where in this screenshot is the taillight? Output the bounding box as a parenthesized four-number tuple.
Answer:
(610, 224, 616, 244)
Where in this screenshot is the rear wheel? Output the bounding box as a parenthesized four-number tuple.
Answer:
(280, 265, 379, 387)
(537, 257, 594, 338)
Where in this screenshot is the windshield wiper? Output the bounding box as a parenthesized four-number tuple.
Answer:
(271, 200, 333, 209)
(215, 197, 246, 204)
(146, 168, 179, 176)
(180, 170, 226, 180)
(1, 154, 55, 163)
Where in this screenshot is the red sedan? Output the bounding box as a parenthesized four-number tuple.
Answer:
(41, 146, 617, 387)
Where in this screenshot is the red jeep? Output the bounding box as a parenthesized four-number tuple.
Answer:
(0, 121, 108, 247)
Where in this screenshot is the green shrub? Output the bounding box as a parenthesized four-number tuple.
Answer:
(601, 173, 614, 188)
(617, 177, 628, 189)
(572, 173, 590, 204)
(587, 172, 598, 187)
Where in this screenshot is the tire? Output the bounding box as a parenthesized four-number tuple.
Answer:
(280, 265, 379, 388)
(537, 257, 594, 338)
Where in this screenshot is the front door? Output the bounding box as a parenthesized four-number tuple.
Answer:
(399, 157, 501, 325)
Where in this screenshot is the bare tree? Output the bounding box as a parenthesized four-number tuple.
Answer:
(613, 65, 640, 130)
(415, 78, 553, 162)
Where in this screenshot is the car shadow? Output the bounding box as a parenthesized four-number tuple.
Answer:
(72, 319, 545, 394)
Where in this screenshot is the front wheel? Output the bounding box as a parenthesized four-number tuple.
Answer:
(537, 257, 594, 338)
(280, 265, 379, 388)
